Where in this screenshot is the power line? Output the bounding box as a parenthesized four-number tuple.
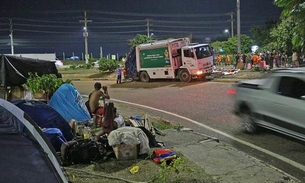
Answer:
(89, 10, 232, 18)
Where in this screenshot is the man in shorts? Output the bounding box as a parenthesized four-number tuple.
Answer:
(87, 82, 110, 122)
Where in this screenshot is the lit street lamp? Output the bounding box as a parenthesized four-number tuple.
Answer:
(79, 11, 92, 64)
(224, 29, 230, 37)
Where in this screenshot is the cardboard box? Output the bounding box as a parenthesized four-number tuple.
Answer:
(112, 143, 138, 160)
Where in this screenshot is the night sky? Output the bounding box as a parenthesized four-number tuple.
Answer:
(0, 0, 282, 59)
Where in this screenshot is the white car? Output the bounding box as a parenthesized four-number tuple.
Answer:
(51, 60, 64, 67)
(232, 68, 305, 141)
(92, 61, 99, 67)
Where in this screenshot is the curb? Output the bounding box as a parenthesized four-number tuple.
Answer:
(70, 77, 241, 83)
(70, 78, 111, 81)
(213, 78, 241, 83)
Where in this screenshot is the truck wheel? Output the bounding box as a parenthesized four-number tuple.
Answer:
(240, 110, 257, 133)
(139, 72, 150, 83)
(179, 69, 191, 82)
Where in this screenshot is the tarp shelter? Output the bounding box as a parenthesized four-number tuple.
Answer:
(0, 54, 60, 100)
(0, 54, 60, 87)
(0, 98, 69, 183)
(12, 100, 74, 141)
(49, 83, 91, 123)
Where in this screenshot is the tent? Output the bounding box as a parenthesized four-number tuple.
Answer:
(0, 98, 69, 183)
(12, 100, 74, 146)
(49, 83, 91, 123)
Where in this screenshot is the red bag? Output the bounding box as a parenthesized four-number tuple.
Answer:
(152, 148, 176, 163)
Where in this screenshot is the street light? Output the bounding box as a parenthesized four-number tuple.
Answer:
(224, 29, 230, 37)
(79, 11, 92, 64)
(223, 29, 230, 38)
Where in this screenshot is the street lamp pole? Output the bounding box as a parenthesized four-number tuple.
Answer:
(230, 12, 234, 37)
(9, 19, 14, 54)
(79, 11, 92, 64)
(146, 18, 150, 37)
(237, 0, 241, 54)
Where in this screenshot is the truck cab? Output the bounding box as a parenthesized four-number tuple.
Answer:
(179, 44, 213, 81)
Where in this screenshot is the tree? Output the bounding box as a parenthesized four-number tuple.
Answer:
(129, 34, 153, 48)
(215, 35, 252, 55)
(274, 0, 305, 49)
(250, 20, 277, 47)
(211, 41, 224, 54)
(269, 17, 294, 52)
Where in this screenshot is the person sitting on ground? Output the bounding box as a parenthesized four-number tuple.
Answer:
(86, 82, 110, 127)
(113, 107, 125, 128)
(88, 82, 110, 113)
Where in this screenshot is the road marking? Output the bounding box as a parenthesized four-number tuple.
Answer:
(111, 98, 305, 172)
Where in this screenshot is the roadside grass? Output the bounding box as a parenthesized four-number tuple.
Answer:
(58, 68, 115, 80)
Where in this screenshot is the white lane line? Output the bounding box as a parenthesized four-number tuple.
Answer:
(111, 98, 305, 172)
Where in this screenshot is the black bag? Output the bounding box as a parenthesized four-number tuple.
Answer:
(60, 139, 101, 165)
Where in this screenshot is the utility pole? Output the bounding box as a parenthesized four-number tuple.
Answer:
(146, 19, 150, 37)
(100, 47, 103, 58)
(230, 12, 234, 37)
(237, 0, 241, 54)
(9, 19, 14, 54)
(79, 11, 92, 64)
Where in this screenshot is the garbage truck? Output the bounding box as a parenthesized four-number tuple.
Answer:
(124, 37, 213, 82)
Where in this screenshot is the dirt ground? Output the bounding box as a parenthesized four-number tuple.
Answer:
(63, 116, 218, 183)
(64, 154, 217, 183)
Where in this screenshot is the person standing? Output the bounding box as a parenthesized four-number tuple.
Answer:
(242, 54, 247, 69)
(252, 53, 259, 66)
(225, 54, 231, 66)
(265, 52, 272, 70)
(211, 47, 216, 65)
(270, 50, 276, 69)
(217, 54, 222, 66)
(115, 65, 122, 84)
(281, 52, 287, 67)
(235, 53, 240, 69)
(292, 49, 299, 67)
(275, 51, 282, 68)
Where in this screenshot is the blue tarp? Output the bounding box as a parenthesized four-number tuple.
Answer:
(49, 84, 91, 123)
(43, 128, 67, 152)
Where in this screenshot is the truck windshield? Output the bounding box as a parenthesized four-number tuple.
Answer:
(195, 45, 212, 59)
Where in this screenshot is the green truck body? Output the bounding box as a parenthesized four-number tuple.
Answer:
(139, 47, 171, 68)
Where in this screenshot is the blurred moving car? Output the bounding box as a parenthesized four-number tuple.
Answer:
(231, 68, 305, 141)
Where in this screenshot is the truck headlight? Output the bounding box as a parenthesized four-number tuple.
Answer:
(196, 70, 203, 75)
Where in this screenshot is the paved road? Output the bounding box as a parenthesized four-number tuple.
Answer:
(73, 80, 305, 181)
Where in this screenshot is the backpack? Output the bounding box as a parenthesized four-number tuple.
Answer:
(60, 139, 101, 165)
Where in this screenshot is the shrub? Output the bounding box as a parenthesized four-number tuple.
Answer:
(97, 58, 117, 72)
